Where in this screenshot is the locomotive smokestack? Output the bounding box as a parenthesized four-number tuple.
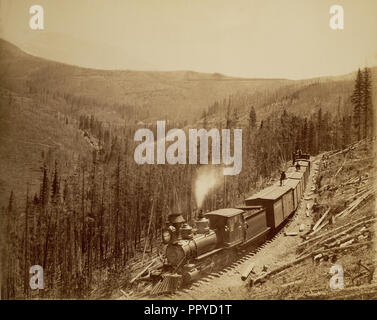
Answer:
(168, 213, 185, 241)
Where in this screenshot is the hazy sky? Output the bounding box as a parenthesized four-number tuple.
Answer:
(0, 0, 376, 79)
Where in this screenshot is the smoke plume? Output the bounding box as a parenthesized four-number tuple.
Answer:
(194, 166, 222, 208)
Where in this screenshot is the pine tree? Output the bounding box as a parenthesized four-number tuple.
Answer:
(301, 118, 308, 152)
(233, 107, 239, 121)
(225, 98, 232, 129)
(51, 160, 60, 202)
(362, 68, 372, 138)
(249, 106, 256, 130)
(315, 108, 322, 153)
(308, 120, 315, 154)
(202, 109, 208, 127)
(40, 166, 49, 208)
(351, 69, 363, 141)
(7, 191, 14, 212)
(341, 115, 352, 148)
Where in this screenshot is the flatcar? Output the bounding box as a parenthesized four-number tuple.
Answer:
(162, 155, 311, 284)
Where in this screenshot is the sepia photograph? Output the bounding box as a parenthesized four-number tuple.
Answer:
(0, 0, 376, 306)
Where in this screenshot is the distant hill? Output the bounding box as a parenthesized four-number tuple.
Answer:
(197, 67, 377, 129)
(2, 38, 374, 125)
(0, 38, 293, 122)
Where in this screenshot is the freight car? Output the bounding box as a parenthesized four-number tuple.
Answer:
(161, 156, 311, 284)
(245, 185, 295, 231)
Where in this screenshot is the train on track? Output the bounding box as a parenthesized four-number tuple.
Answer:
(161, 154, 311, 284)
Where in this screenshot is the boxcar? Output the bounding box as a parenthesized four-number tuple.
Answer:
(287, 170, 306, 192)
(298, 161, 310, 183)
(245, 185, 294, 230)
(285, 178, 301, 209)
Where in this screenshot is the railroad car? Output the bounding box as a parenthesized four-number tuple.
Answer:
(245, 185, 294, 230)
(287, 171, 306, 195)
(285, 178, 301, 209)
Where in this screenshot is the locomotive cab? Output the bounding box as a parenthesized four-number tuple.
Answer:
(206, 208, 247, 247)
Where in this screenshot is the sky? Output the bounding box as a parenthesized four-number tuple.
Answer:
(0, 0, 376, 79)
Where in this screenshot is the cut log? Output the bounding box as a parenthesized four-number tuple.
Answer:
(312, 208, 330, 231)
(241, 262, 255, 281)
(325, 229, 369, 249)
(339, 239, 354, 247)
(309, 221, 329, 236)
(315, 240, 373, 257)
(298, 219, 374, 257)
(250, 253, 312, 287)
(298, 216, 372, 248)
(335, 187, 376, 218)
(333, 152, 348, 179)
(281, 279, 304, 288)
(313, 253, 323, 262)
(120, 289, 129, 298)
(130, 258, 157, 284)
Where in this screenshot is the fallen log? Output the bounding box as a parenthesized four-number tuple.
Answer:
(298, 215, 371, 248)
(343, 186, 372, 202)
(298, 219, 375, 257)
(130, 258, 157, 284)
(309, 220, 329, 236)
(250, 253, 312, 287)
(312, 208, 331, 231)
(333, 152, 348, 179)
(325, 230, 370, 249)
(281, 279, 304, 288)
(120, 289, 129, 298)
(314, 240, 373, 257)
(241, 262, 255, 281)
(285, 231, 299, 236)
(335, 188, 376, 218)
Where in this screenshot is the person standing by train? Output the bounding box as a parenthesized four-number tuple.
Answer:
(280, 171, 286, 186)
(292, 151, 296, 165)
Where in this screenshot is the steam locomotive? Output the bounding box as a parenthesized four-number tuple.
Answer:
(161, 155, 311, 283)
